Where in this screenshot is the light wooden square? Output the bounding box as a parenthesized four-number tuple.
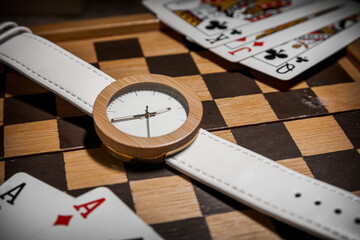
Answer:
(5, 73, 48, 97)
(4, 120, 60, 157)
(175, 75, 212, 101)
(139, 31, 189, 57)
(130, 175, 202, 224)
(58, 39, 97, 63)
(284, 116, 353, 156)
(277, 157, 314, 178)
(215, 94, 278, 127)
(338, 57, 360, 83)
(190, 51, 229, 74)
(312, 82, 360, 113)
(64, 148, 127, 190)
(0, 161, 4, 185)
(206, 210, 278, 240)
(56, 96, 86, 118)
(99, 57, 149, 80)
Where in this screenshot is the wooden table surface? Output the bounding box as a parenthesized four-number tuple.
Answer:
(1, 13, 359, 239)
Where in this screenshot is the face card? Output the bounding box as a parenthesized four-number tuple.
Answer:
(0, 172, 75, 240)
(210, 0, 360, 61)
(35, 187, 162, 240)
(240, 13, 360, 80)
(143, 0, 328, 48)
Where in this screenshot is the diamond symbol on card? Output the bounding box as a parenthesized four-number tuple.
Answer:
(236, 37, 246, 42)
(53, 215, 73, 226)
(253, 41, 264, 47)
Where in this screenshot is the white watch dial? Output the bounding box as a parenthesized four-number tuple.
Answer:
(106, 84, 189, 138)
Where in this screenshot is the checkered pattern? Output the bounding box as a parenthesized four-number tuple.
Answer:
(0, 28, 359, 239)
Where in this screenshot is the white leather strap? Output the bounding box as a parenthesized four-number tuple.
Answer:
(167, 129, 360, 240)
(0, 30, 115, 115)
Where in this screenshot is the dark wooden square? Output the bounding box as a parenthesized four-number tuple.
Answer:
(271, 219, 321, 240)
(94, 38, 143, 61)
(57, 116, 101, 149)
(4, 152, 67, 191)
(192, 179, 249, 216)
(146, 53, 200, 77)
(124, 162, 176, 181)
(203, 72, 261, 99)
(68, 183, 135, 212)
(305, 63, 353, 87)
(265, 88, 328, 119)
(232, 122, 302, 161)
(0, 126, 3, 158)
(151, 217, 211, 240)
(4, 93, 57, 125)
(334, 111, 360, 149)
(304, 149, 360, 191)
(201, 100, 227, 130)
(0, 73, 5, 98)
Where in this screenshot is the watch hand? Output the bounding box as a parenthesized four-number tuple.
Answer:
(145, 105, 150, 138)
(110, 107, 171, 123)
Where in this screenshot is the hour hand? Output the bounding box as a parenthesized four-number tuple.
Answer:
(110, 113, 146, 123)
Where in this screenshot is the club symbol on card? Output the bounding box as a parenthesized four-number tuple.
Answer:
(231, 29, 242, 35)
(206, 20, 227, 30)
(296, 56, 308, 63)
(264, 49, 287, 60)
(53, 215, 73, 226)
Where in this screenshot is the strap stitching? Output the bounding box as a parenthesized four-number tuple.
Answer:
(0, 52, 93, 109)
(170, 130, 360, 240)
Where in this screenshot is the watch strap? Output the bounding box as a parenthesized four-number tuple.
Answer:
(166, 129, 360, 240)
(0, 27, 115, 115)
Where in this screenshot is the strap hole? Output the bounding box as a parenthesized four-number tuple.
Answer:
(334, 208, 342, 215)
(355, 218, 360, 224)
(295, 193, 301, 198)
(314, 201, 321, 206)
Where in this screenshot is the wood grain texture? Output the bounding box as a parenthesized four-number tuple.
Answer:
(190, 51, 241, 74)
(4, 120, 60, 157)
(206, 210, 278, 240)
(0, 98, 3, 126)
(215, 94, 278, 127)
(57, 39, 98, 63)
(99, 57, 150, 80)
(338, 57, 360, 83)
(347, 38, 360, 70)
(277, 157, 314, 178)
(174, 75, 213, 101)
(130, 175, 202, 224)
(5, 72, 48, 97)
(255, 79, 309, 93)
(55, 96, 86, 118)
(64, 148, 127, 190)
(139, 31, 189, 57)
(31, 13, 161, 41)
(284, 116, 353, 156)
(312, 82, 360, 113)
(212, 130, 236, 144)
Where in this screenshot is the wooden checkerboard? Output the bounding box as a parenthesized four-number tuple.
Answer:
(0, 14, 359, 239)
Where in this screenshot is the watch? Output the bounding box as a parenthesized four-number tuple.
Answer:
(0, 23, 359, 240)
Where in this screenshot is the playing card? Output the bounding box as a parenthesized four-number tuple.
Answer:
(211, 0, 359, 61)
(0, 172, 75, 240)
(240, 13, 360, 80)
(35, 187, 162, 240)
(143, 0, 326, 48)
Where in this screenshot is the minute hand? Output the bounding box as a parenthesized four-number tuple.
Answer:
(110, 107, 171, 123)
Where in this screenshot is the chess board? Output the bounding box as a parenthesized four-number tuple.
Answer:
(1, 14, 360, 239)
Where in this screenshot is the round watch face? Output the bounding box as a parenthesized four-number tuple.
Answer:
(106, 84, 189, 138)
(93, 74, 203, 162)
